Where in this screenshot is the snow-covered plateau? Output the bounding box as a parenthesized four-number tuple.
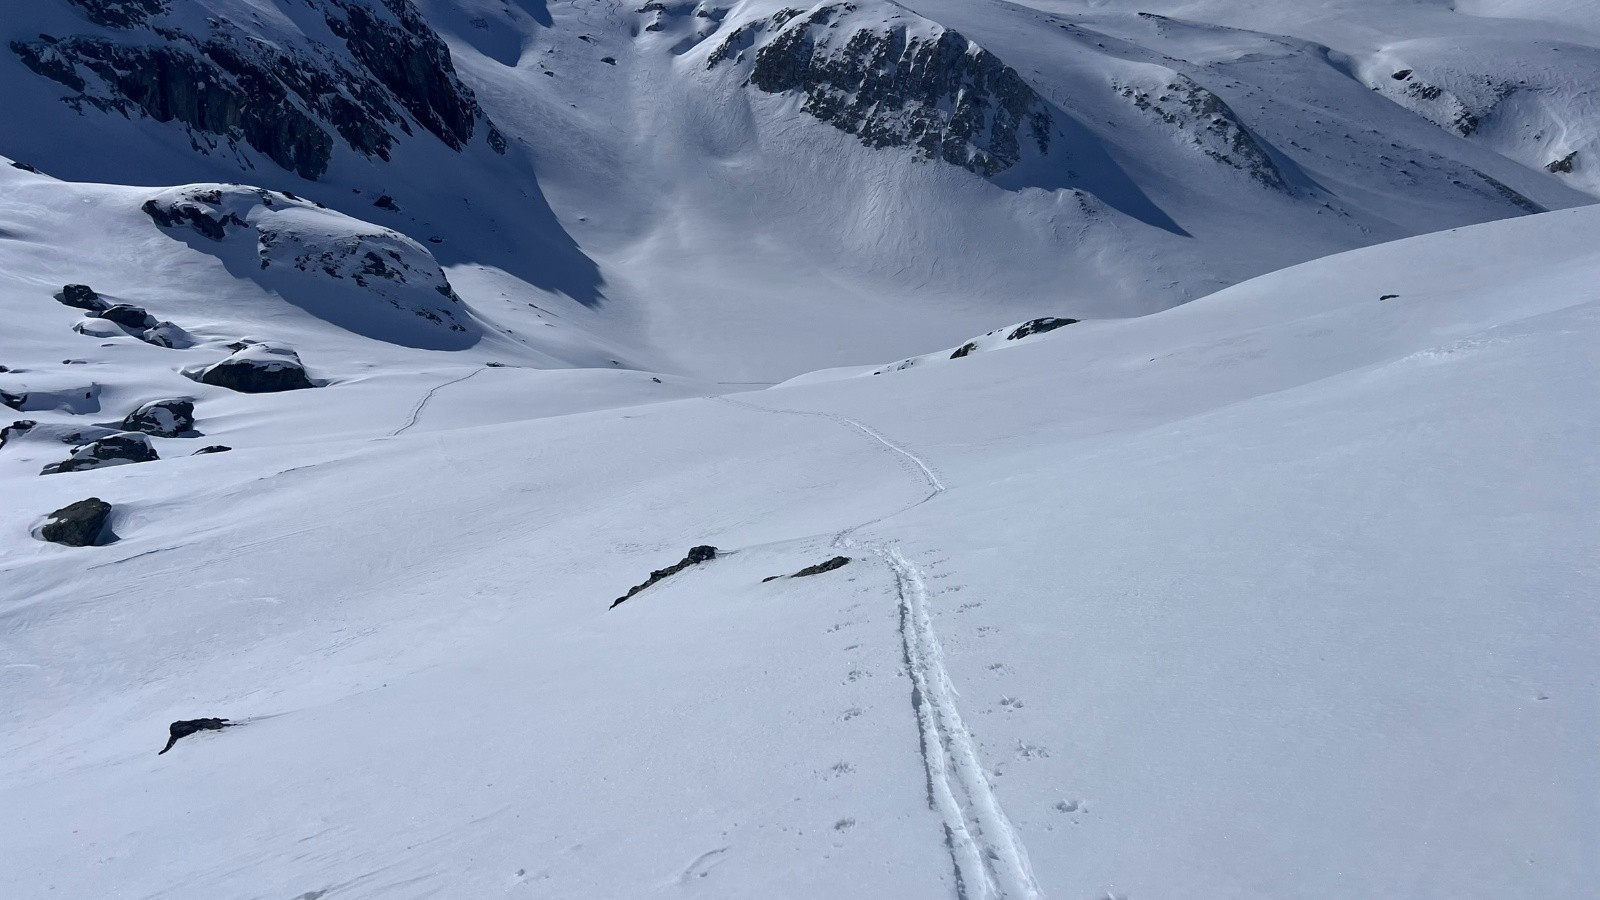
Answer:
(1, 0, 1596, 897)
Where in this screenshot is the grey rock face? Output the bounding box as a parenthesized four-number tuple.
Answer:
(13, 0, 494, 180)
(711, 4, 1052, 177)
(41, 432, 158, 474)
(39, 497, 113, 547)
(121, 398, 195, 437)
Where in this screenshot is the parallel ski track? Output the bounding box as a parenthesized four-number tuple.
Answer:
(711, 394, 1042, 899)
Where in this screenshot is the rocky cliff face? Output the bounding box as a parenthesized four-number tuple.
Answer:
(708, 3, 1053, 178)
(1115, 73, 1288, 191)
(11, 0, 503, 180)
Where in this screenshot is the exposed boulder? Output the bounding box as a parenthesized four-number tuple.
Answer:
(38, 497, 113, 547)
(611, 545, 718, 608)
(41, 432, 158, 474)
(196, 342, 315, 393)
(193, 444, 232, 455)
(57, 283, 108, 312)
(764, 555, 851, 582)
(1547, 151, 1577, 174)
(158, 717, 235, 754)
(121, 398, 195, 437)
(38, 497, 113, 546)
(1007, 317, 1078, 340)
(950, 342, 977, 360)
(98, 303, 157, 330)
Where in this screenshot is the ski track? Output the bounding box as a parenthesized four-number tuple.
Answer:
(711, 394, 1043, 899)
(390, 369, 485, 437)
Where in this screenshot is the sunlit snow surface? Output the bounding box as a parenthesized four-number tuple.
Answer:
(2, 148, 1595, 896)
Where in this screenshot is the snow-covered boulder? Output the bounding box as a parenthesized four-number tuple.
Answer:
(143, 185, 478, 348)
(40, 432, 158, 475)
(36, 497, 113, 547)
(0, 378, 102, 414)
(1, 419, 119, 450)
(120, 398, 195, 437)
(195, 342, 315, 393)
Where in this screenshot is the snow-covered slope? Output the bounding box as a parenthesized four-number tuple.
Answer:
(4, 0, 1596, 377)
(4, 160, 1595, 898)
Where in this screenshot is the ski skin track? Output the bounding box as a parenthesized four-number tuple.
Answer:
(712, 394, 1044, 899)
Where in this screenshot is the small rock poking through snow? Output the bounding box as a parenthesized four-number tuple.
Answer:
(763, 556, 851, 582)
(611, 546, 718, 608)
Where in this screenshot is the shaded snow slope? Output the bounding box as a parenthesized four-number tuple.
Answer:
(3, 192, 1595, 897)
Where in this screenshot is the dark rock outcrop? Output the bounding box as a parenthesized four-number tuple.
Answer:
(13, 0, 496, 180)
(121, 398, 195, 437)
(611, 545, 718, 608)
(39, 497, 113, 547)
(98, 303, 157, 330)
(158, 717, 234, 754)
(3, 419, 118, 449)
(197, 343, 316, 393)
(950, 342, 977, 360)
(41, 432, 158, 474)
(1008, 317, 1078, 340)
(193, 444, 232, 455)
(57, 283, 108, 312)
(712, 4, 1052, 177)
(1547, 151, 1577, 174)
(764, 555, 850, 582)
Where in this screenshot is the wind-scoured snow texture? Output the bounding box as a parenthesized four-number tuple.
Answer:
(1360, 37, 1600, 197)
(709, 1, 1052, 177)
(9, 0, 498, 179)
(143, 184, 477, 348)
